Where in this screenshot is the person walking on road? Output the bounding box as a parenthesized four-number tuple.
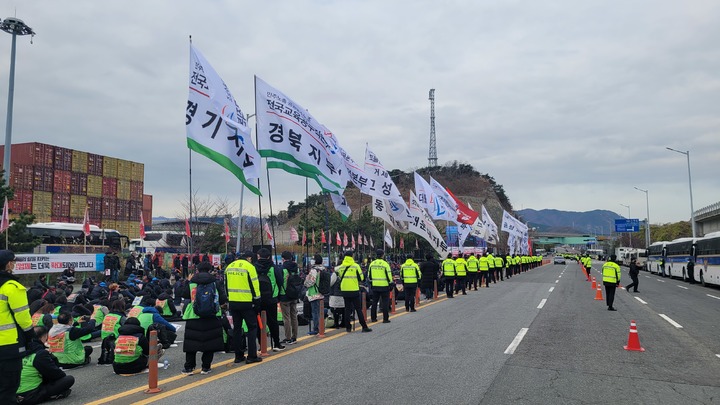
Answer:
(602, 255, 621, 311)
(225, 252, 262, 365)
(337, 251, 372, 333)
(687, 260, 696, 284)
(368, 250, 392, 324)
(442, 254, 456, 298)
(626, 258, 641, 293)
(400, 258, 421, 312)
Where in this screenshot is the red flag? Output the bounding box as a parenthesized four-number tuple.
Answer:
(0, 197, 9, 233)
(302, 229, 307, 246)
(445, 188, 479, 225)
(321, 229, 326, 244)
(139, 211, 146, 240)
(185, 218, 191, 238)
(264, 222, 274, 243)
(351, 234, 356, 249)
(343, 232, 348, 247)
(224, 218, 230, 243)
(336, 231, 341, 246)
(289, 227, 299, 242)
(400, 237, 404, 250)
(358, 232, 362, 246)
(82, 206, 91, 236)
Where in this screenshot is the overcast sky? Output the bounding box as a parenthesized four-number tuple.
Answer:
(1, 0, 718, 226)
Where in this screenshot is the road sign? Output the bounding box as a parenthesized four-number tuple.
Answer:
(615, 219, 640, 232)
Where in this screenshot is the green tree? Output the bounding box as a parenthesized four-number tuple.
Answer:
(196, 223, 226, 253)
(2, 212, 40, 253)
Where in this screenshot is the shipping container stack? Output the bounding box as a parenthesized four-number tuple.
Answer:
(0, 142, 152, 240)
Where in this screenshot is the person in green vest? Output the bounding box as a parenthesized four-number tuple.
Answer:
(368, 250, 393, 324)
(479, 253, 491, 288)
(602, 255, 621, 311)
(16, 326, 74, 404)
(466, 254, 479, 291)
(442, 254, 456, 298)
(100, 300, 127, 341)
(400, 258, 421, 312)
(453, 255, 467, 295)
(494, 254, 505, 282)
(337, 251, 372, 333)
(48, 312, 95, 369)
(112, 317, 157, 375)
(137, 297, 177, 349)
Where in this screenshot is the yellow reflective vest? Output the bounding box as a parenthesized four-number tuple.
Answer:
(368, 259, 392, 287)
(0, 275, 33, 358)
(401, 260, 421, 285)
(602, 261, 621, 284)
(337, 256, 364, 292)
(442, 258, 455, 277)
(487, 253, 495, 269)
(479, 256, 490, 271)
(466, 256, 479, 272)
(454, 258, 467, 276)
(226, 259, 259, 303)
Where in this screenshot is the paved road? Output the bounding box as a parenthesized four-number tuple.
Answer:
(59, 260, 720, 404)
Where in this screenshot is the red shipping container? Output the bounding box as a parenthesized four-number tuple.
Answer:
(0, 143, 36, 170)
(33, 167, 54, 192)
(53, 170, 72, 194)
(142, 209, 152, 227)
(34, 143, 54, 168)
(116, 199, 130, 221)
(11, 164, 33, 190)
(9, 190, 32, 214)
(51, 193, 71, 217)
(87, 197, 103, 220)
(102, 198, 117, 220)
(130, 181, 143, 202)
(53, 147, 72, 171)
(70, 172, 88, 195)
(87, 153, 103, 176)
(142, 194, 153, 212)
(102, 178, 117, 197)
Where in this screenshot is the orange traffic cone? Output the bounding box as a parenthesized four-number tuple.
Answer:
(594, 285, 604, 301)
(624, 320, 645, 352)
(591, 277, 597, 290)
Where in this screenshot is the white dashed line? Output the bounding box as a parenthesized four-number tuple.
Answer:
(656, 279, 665, 283)
(659, 314, 683, 328)
(716, 354, 720, 359)
(549, 287, 555, 292)
(504, 328, 529, 354)
(677, 285, 688, 290)
(707, 294, 720, 300)
(555, 280, 559, 283)
(645, 275, 651, 278)
(537, 299, 547, 309)
(635, 297, 647, 305)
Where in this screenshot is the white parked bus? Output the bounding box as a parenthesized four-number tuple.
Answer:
(129, 231, 188, 254)
(665, 237, 696, 280)
(647, 241, 668, 275)
(695, 231, 720, 287)
(27, 222, 127, 253)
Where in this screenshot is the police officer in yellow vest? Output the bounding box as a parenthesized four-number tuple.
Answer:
(226, 252, 263, 364)
(466, 254, 479, 290)
(454, 255, 467, 295)
(369, 250, 393, 323)
(337, 251, 372, 333)
(494, 254, 505, 282)
(486, 251, 496, 283)
(401, 258, 421, 312)
(479, 253, 491, 288)
(0, 250, 34, 404)
(442, 254, 456, 298)
(602, 255, 621, 311)
(505, 253, 513, 279)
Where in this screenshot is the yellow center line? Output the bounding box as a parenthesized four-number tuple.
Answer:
(86, 294, 449, 404)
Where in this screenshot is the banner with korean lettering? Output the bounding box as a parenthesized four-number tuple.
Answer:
(501, 210, 527, 237)
(414, 172, 456, 222)
(255, 76, 346, 194)
(408, 192, 449, 256)
(364, 147, 409, 213)
(482, 205, 499, 244)
(15, 254, 105, 274)
(429, 177, 459, 221)
(330, 193, 352, 221)
(187, 44, 261, 195)
(372, 197, 409, 232)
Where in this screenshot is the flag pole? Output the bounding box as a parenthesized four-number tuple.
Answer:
(324, 192, 331, 266)
(236, 186, 244, 254)
(188, 36, 194, 257)
(253, 76, 264, 248)
(304, 178, 309, 269)
(265, 160, 277, 261)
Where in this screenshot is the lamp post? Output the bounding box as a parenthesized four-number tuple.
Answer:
(666, 147, 696, 238)
(620, 203, 631, 248)
(634, 187, 651, 249)
(1, 17, 35, 185)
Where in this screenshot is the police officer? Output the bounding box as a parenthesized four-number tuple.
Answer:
(0, 250, 34, 404)
(453, 255, 467, 295)
(486, 251, 496, 283)
(441, 254, 456, 298)
(337, 251, 372, 333)
(369, 250, 392, 324)
(226, 251, 262, 364)
(400, 258, 421, 312)
(466, 254, 479, 290)
(494, 253, 504, 282)
(602, 255, 621, 311)
(479, 253, 490, 288)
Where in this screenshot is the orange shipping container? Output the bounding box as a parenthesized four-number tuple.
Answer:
(53, 170, 71, 194)
(0, 143, 36, 168)
(87, 175, 103, 198)
(142, 194, 153, 213)
(71, 150, 88, 173)
(142, 209, 152, 227)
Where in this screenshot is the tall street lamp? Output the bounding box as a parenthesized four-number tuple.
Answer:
(666, 147, 696, 238)
(620, 203, 631, 248)
(634, 187, 651, 249)
(1, 17, 35, 185)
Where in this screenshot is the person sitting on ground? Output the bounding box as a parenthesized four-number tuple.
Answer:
(112, 317, 161, 375)
(137, 297, 177, 348)
(89, 282, 109, 301)
(31, 301, 56, 330)
(61, 266, 76, 284)
(34, 275, 51, 292)
(16, 326, 75, 404)
(48, 312, 95, 369)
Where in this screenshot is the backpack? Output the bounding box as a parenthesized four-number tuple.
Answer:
(98, 335, 116, 365)
(257, 267, 276, 301)
(284, 272, 304, 301)
(317, 269, 331, 295)
(193, 282, 219, 318)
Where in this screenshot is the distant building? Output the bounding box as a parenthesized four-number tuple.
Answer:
(0, 142, 152, 238)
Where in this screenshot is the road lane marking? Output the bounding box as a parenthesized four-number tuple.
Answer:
(537, 299, 547, 309)
(635, 297, 647, 304)
(645, 276, 651, 278)
(555, 280, 559, 283)
(716, 354, 720, 359)
(677, 285, 688, 290)
(549, 287, 554, 292)
(707, 294, 720, 300)
(504, 328, 529, 354)
(659, 314, 683, 328)
(656, 279, 665, 283)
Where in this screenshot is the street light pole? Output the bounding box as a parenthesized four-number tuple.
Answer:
(666, 147, 696, 238)
(620, 203, 631, 248)
(634, 187, 651, 249)
(1, 18, 35, 185)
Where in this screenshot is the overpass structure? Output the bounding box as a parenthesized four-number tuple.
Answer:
(696, 201, 720, 236)
(531, 233, 597, 247)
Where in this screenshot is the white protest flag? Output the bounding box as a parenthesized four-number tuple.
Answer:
(428, 177, 459, 223)
(482, 205, 499, 244)
(507, 233, 517, 255)
(364, 147, 409, 213)
(372, 197, 409, 232)
(187, 44, 261, 195)
(500, 210, 527, 241)
(414, 172, 456, 222)
(330, 193, 352, 221)
(255, 77, 346, 194)
(384, 229, 394, 248)
(408, 191, 449, 257)
(457, 222, 473, 248)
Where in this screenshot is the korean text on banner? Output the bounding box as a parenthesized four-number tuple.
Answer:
(187, 44, 261, 195)
(364, 147, 409, 213)
(15, 254, 104, 274)
(414, 172, 455, 222)
(408, 192, 449, 256)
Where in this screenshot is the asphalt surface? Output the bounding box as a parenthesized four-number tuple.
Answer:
(58, 260, 720, 404)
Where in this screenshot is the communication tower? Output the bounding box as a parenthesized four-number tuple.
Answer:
(428, 89, 437, 167)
